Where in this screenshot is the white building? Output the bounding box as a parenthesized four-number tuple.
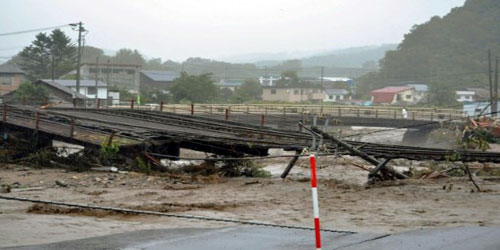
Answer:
(406, 83, 428, 103)
(323, 88, 349, 102)
(259, 75, 281, 86)
(456, 90, 475, 102)
(44, 79, 108, 100)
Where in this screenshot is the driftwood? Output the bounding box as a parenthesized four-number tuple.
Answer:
(310, 126, 408, 183)
(280, 150, 302, 178)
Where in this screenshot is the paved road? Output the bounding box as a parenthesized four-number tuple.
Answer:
(4, 226, 500, 250)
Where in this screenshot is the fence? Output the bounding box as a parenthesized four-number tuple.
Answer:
(104, 102, 465, 121)
(9, 97, 464, 122)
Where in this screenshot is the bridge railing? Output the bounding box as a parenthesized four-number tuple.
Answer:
(92, 101, 467, 121)
(157, 104, 465, 121)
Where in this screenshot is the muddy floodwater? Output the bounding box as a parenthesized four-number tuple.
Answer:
(2, 149, 500, 247)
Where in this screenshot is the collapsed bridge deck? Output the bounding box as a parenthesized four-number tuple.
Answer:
(1, 105, 499, 163)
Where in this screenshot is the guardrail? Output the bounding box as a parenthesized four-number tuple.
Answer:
(36, 98, 465, 122)
(107, 103, 464, 121)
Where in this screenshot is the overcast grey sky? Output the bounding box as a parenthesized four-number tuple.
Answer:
(1, 0, 466, 62)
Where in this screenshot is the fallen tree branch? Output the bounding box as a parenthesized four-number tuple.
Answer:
(310, 126, 407, 181)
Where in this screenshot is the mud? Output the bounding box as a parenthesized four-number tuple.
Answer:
(27, 204, 131, 217)
(2, 150, 500, 247)
(27, 200, 245, 217)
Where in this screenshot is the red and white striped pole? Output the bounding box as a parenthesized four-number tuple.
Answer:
(309, 154, 321, 250)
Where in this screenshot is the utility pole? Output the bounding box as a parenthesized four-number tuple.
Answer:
(488, 50, 493, 110)
(320, 66, 324, 85)
(106, 59, 110, 89)
(51, 54, 55, 81)
(264, 66, 269, 86)
(94, 56, 99, 106)
(494, 56, 499, 117)
(106, 59, 111, 106)
(75, 21, 84, 94)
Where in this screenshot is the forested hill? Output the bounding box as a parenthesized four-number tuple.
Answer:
(359, 0, 500, 101)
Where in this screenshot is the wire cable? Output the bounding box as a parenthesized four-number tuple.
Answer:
(0, 24, 73, 37)
(0, 195, 357, 234)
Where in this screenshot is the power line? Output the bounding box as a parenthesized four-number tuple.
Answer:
(0, 24, 73, 37)
(0, 46, 25, 52)
(0, 195, 357, 234)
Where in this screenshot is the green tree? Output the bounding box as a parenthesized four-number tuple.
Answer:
(232, 79, 262, 103)
(275, 70, 302, 87)
(18, 33, 52, 79)
(139, 89, 172, 103)
(108, 86, 136, 101)
(15, 81, 50, 104)
(112, 49, 145, 65)
(169, 72, 217, 103)
(50, 29, 76, 78)
(218, 88, 234, 102)
(426, 82, 458, 106)
(81, 46, 111, 64)
(18, 29, 76, 80)
(356, 0, 500, 104)
(280, 59, 302, 71)
(144, 58, 165, 70)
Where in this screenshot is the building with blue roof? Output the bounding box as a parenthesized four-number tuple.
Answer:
(140, 70, 180, 92)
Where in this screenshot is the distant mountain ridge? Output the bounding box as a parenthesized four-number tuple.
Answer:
(218, 44, 397, 68)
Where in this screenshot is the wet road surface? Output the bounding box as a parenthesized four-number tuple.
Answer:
(3, 226, 500, 250)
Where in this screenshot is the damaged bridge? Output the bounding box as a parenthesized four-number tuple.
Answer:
(1, 105, 500, 163)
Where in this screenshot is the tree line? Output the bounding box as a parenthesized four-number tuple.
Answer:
(356, 0, 500, 106)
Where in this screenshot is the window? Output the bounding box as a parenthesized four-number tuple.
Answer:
(87, 87, 97, 95)
(293, 90, 299, 95)
(127, 69, 135, 74)
(113, 69, 122, 73)
(270, 89, 276, 94)
(406, 95, 412, 99)
(101, 69, 110, 73)
(0, 77, 12, 85)
(329, 95, 333, 100)
(89, 68, 97, 74)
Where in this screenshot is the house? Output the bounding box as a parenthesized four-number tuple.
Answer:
(140, 70, 179, 92)
(0, 64, 26, 95)
(456, 90, 475, 102)
(463, 101, 500, 116)
(259, 75, 281, 86)
(262, 86, 324, 103)
(42, 79, 108, 100)
(323, 77, 354, 88)
(370, 86, 416, 104)
(75, 62, 140, 90)
(466, 88, 490, 101)
(406, 83, 428, 103)
(1, 79, 87, 107)
(323, 77, 353, 83)
(215, 80, 245, 91)
(322, 77, 355, 94)
(323, 88, 349, 102)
